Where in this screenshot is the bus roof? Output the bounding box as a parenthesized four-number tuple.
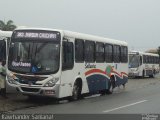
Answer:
(129, 51, 159, 57)
(0, 30, 12, 40)
(13, 28, 128, 46)
(63, 30, 127, 46)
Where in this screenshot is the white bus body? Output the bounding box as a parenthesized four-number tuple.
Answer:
(0, 30, 12, 71)
(7, 28, 128, 99)
(129, 51, 159, 78)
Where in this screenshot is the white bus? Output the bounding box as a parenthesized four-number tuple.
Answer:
(7, 28, 128, 100)
(129, 51, 159, 78)
(0, 30, 12, 94)
(0, 30, 12, 72)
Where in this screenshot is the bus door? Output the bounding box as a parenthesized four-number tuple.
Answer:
(0, 40, 6, 68)
(60, 40, 74, 97)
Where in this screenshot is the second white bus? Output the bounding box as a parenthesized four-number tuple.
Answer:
(7, 28, 128, 100)
(129, 51, 159, 78)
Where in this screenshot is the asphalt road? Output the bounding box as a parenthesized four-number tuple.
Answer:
(9, 74, 160, 114)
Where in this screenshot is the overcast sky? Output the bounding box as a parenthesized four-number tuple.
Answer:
(0, 0, 160, 51)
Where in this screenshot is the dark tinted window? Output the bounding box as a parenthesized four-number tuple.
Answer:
(0, 41, 6, 61)
(113, 45, 120, 63)
(75, 39, 84, 62)
(105, 44, 113, 62)
(146, 56, 149, 63)
(143, 55, 146, 63)
(143, 55, 160, 64)
(148, 56, 151, 64)
(121, 46, 128, 63)
(96, 42, 104, 62)
(151, 56, 154, 64)
(85, 40, 95, 62)
(156, 57, 160, 64)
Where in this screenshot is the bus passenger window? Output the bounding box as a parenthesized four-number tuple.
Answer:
(84, 40, 95, 62)
(75, 39, 84, 62)
(121, 46, 128, 63)
(96, 42, 104, 63)
(113, 45, 120, 63)
(105, 44, 113, 63)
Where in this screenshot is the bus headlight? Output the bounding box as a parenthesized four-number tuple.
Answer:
(8, 79, 18, 85)
(44, 78, 59, 87)
(7, 75, 18, 85)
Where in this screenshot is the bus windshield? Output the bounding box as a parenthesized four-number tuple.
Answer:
(129, 54, 140, 68)
(8, 40, 60, 74)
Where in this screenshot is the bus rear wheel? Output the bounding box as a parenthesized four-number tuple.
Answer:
(142, 70, 145, 78)
(149, 70, 156, 78)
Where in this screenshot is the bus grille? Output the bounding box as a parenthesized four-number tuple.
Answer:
(21, 87, 40, 93)
(15, 75, 47, 85)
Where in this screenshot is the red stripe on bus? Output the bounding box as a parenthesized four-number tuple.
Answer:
(112, 71, 128, 77)
(85, 69, 106, 76)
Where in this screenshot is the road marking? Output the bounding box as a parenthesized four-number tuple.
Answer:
(103, 100, 148, 113)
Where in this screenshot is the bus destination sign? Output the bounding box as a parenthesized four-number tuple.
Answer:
(14, 31, 59, 40)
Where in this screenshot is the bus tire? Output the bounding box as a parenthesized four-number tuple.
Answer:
(122, 83, 126, 88)
(69, 80, 82, 101)
(150, 70, 155, 78)
(142, 70, 145, 78)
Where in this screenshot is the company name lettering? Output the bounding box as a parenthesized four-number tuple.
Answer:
(12, 61, 31, 67)
(85, 63, 96, 69)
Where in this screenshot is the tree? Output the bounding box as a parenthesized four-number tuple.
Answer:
(0, 20, 16, 31)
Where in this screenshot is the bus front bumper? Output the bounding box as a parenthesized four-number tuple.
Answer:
(16, 84, 60, 98)
(128, 72, 139, 77)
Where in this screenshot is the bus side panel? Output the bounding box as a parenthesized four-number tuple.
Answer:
(59, 63, 89, 98)
(59, 71, 73, 98)
(59, 62, 128, 98)
(85, 74, 109, 93)
(85, 63, 110, 93)
(113, 63, 128, 86)
(85, 63, 128, 92)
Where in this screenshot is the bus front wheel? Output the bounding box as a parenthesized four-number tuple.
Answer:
(69, 80, 82, 101)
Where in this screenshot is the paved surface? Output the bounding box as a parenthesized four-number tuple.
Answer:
(0, 74, 159, 114)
